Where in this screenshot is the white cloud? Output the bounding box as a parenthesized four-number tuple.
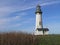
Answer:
(41, 1, 60, 6)
(0, 0, 59, 18)
(46, 23, 60, 34)
(22, 18, 34, 24)
(0, 0, 60, 32)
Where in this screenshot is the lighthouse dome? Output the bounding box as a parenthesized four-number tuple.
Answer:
(35, 4, 42, 14)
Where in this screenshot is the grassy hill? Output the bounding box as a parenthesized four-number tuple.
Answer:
(0, 32, 60, 45)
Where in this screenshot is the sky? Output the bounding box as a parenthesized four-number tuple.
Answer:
(0, 0, 60, 34)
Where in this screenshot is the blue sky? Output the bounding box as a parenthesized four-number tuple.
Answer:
(0, 0, 60, 34)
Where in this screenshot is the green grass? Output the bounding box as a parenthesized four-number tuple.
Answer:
(36, 35, 60, 45)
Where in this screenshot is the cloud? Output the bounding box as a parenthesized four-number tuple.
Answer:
(45, 22, 60, 34)
(0, 10, 29, 31)
(41, 1, 60, 6)
(0, 0, 59, 18)
(0, 0, 60, 32)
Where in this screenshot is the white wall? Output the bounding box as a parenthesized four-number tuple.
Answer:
(35, 30, 43, 35)
(44, 31, 48, 35)
(36, 13, 43, 29)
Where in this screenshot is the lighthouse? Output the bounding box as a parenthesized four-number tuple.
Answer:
(35, 4, 49, 35)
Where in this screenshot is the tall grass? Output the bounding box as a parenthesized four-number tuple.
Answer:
(0, 32, 38, 45)
(0, 32, 60, 45)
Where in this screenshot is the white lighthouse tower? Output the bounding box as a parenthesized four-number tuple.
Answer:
(35, 4, 49, 35)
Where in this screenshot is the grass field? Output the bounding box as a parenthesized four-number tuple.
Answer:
(36, 35, 60, 45)
(0, 32, 60, 45)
